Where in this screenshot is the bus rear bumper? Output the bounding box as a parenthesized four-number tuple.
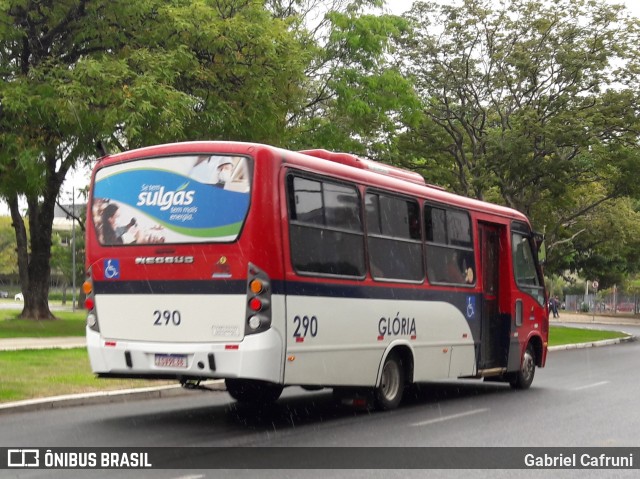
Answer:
(86, 327, 283, 384)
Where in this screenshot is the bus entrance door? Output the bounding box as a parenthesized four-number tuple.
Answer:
(478, 223, 509, 370)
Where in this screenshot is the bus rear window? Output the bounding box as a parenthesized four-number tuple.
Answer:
(91, 155, 252, 245)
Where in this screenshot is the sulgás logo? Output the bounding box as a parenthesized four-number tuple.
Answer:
(137, 182, 195, 211)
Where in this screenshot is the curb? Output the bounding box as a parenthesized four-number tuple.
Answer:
(0, 339, 86, 351)
(548, 334, 635, 352)
(0, 380, 226, 415)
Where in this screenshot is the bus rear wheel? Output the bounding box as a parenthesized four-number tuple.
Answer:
(509, 345, 536, 390)
(225, 378, 284, 404)
(374, 352, 405, 410)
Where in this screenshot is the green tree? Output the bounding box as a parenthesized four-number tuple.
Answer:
(558, 197, 640, 289)
(277, 0, 421, 155)
(50, 226, 85, 306)
(0, 216, 18, 282)
(0, 0, 309, 319)
(0, 0, 199, 319)
(398, 0, 640, 278)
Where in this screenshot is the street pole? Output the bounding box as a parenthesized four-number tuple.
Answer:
(72, 187, 76, 312)
(584, 281, 588, 313)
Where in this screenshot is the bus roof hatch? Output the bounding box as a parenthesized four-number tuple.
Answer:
(299, 149, 426, 186)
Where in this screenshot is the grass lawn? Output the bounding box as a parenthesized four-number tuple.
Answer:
(0, 348, 174, 403)
(0, 313, 630, 403)
(0, 309, 86, 338)
(548, 325, 628, 346)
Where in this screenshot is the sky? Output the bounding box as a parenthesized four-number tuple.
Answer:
(387, 0, 640, 16)
(1, 0, 639, 216)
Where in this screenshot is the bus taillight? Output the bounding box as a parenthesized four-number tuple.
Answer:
(245, 263, 272, 335)
(249, 297, 263, 312)
(84, 268, 100, 332)
(249, 278, 266, 294)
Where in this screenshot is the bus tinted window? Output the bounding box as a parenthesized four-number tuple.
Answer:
(447, 209, 473, 247)
(513, 232, 545, 305)
(92, 155, 252, 245)
(365, 193, 423, 281)
(425, 205, 475, 285)
(324, 182, 363, 231)
(291, 177, 323, 226)
(288, 175, 365, 277)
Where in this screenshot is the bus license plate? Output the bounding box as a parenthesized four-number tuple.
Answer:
(154, 354, 187, 369)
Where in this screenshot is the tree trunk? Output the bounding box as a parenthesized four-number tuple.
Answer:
(6, 147, 70, 320)
(8, 194, 57, 320)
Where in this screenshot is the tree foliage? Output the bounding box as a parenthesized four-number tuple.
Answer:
(280, 0, 420, 155)
(397, 0, 640, 282)
(2, 0, 640, 316)
(50, 226, 85, 304)
(0, 217, 18, 277)
(0, 0, 311, 319)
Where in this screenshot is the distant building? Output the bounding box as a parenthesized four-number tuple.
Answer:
(53, 203, 85, 232)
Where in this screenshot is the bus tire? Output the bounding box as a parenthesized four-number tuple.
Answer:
(225, 378, 284, 404)
(374, 352, 405, 410)
(509, 344, 536, 390)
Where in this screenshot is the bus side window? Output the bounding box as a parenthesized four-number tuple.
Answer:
(425, 205, 475, 286)
(512, 231, 545, 305)
(287, 174, 365, 278)
(366, 192, 424, 282)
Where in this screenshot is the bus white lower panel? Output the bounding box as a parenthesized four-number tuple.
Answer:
(284, 296, 476, 387)
(94, 294, 246, 343)
(86, 327, 284, 383)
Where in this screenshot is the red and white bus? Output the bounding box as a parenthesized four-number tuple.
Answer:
(84, 141, 548, 410)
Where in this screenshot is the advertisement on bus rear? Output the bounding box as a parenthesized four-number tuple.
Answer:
(91, 155, 251, 245)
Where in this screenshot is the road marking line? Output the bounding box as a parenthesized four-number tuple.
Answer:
(411, 408, 489, 427)
(570, 381, 610, 391)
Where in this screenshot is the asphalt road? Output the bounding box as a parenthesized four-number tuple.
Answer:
(1, 335, 639, 479)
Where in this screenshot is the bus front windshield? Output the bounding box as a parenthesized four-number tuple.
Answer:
(91, 154, 252, 245)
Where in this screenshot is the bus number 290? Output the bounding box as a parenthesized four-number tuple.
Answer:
(153, 310, 182, 326)
(293, 315, 318, 338)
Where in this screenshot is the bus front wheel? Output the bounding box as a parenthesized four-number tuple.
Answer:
(509, 345, 536, 390)
(225, 378, 284, 404)
(374, 352, 405, 410)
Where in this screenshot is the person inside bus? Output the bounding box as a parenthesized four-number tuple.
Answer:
(444, 251, 466, 283)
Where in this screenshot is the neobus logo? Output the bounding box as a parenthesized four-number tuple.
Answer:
(135, 256, 194, 265)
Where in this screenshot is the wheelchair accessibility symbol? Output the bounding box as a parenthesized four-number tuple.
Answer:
(104, 259, 120, 280)
(466, 296, 476, 319)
